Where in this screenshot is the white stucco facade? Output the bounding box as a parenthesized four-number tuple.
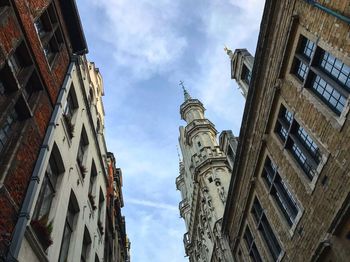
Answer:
(17, 56, 110, 262)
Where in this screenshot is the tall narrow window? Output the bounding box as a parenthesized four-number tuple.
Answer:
(292, 35, 350, 115)
(241, 65, 252, 85)
(275, 105, 322, 180)
(77, 127, 88, 165)
(251, 198, 282, 261)
(244, 226, 262, 262)
(34, 3, 63, 66)
(97, 189, 105, 235)
(59, 193, 79, 262)
(81, 227, 91, 262)
(262, 156, 299, 226)
(0, 108, 18, 154)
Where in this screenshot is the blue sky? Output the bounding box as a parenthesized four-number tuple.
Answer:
(75, 0, 265, 261)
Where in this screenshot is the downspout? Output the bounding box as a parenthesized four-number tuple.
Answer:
(304, 0, 350, 24)
(7, 61, 75, 261)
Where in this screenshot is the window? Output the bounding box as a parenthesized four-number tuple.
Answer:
(292, 35, 350, 115)
(97, 189, 105, 234)
(81, 227, 91, 262)
(63, 87, 78, 121)
(244, 226, 262, 262)
(59, 193, 79, 262)
(8, 41, 42, 107)
(77, 127, 88, 165)
(33, 145, 64, 220)
(241, 65, 252, 85)
(262, 156, 299, 226)
(34, 3, 63, 66)
(275, 105, 322, 180)
(0, 108, 18, 154)
(251, 198, 282, 261)
(89, 161, 97, 195)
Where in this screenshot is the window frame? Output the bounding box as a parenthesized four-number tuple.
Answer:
(251, 197, 283, 261)
(274, 105, 323, 182)
(243, 226, 263, 262)
(261, 154, 303, 233)
(34, 3, 64, 67)
(291, 34, 350, 117)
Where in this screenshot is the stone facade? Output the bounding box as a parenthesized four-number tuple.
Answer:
(222, 1, 350, 261)
(176, 89, 234, 262)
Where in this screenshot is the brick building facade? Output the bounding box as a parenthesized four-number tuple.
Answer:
(222, 0, 350, 261)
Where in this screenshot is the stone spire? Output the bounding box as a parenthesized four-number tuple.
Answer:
(179, 80, 191, 101)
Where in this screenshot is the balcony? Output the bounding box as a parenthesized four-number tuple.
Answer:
(175, 174, 184, 190)
(179, 199, 190, 218)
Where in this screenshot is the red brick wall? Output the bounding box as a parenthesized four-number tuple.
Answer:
(0, 0, 72, 257)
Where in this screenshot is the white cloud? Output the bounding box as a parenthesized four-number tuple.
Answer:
(127, 198, 178, 212)
(77, 0, 265, 261)
(86, 0, 187, 80)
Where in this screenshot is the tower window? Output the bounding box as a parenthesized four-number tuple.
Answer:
(241, 65, 252, 85)
(197, 141, 201, 147)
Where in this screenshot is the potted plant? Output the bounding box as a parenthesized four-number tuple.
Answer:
(77, 159, 87, 179)
(30, 215, 53, 251)
(97, 220, 104, 235)
(63, 114, 74, 138)
(88, 193, 97, 210)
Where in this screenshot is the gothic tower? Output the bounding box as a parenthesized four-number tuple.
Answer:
(176, 86, 233, 262)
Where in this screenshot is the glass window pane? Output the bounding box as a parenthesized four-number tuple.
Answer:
(311, 75, 346, 115)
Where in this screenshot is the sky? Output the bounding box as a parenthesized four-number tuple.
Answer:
(75, 0, 265, 261)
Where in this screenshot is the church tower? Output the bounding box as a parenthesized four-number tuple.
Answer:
(176, 84, 233, 262)
(225, 47, 254, 99)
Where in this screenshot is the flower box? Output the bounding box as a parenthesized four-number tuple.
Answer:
(31, 216, 53, 251)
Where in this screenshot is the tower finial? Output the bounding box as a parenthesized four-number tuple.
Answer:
(179, 80, 191, 101)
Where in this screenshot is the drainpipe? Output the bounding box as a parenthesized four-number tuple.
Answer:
(6, 61, 76, 261)
(304, 0, 350, 24)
